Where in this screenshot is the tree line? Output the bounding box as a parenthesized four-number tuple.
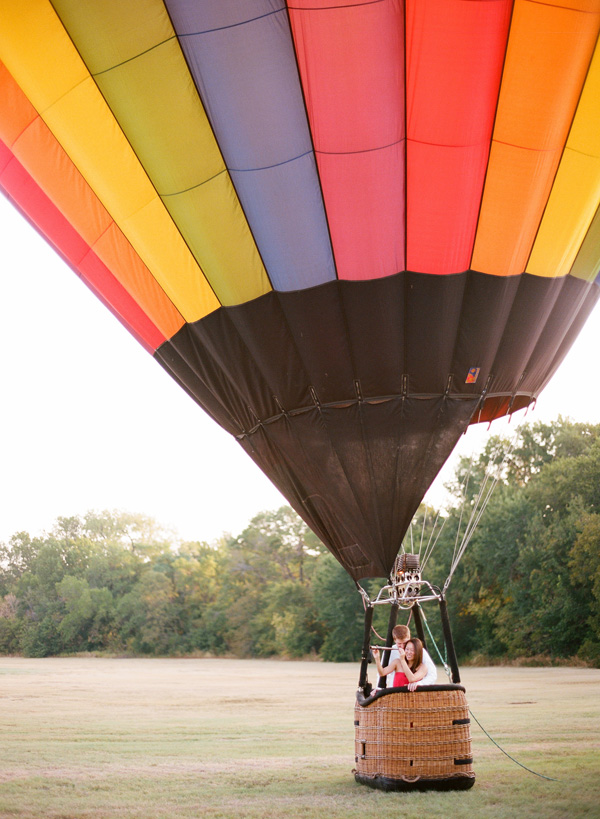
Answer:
(0, 418, 598, 666)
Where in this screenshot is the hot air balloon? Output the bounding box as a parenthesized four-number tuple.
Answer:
(1, 0, 599, 792)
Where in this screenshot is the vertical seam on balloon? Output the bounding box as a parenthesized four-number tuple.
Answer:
(270, 279, 376, 507)
(199, 309, 272, 431)
(523, 28, 600, 275)
(284, 1, 340, 280)
(427, 399, 476, 499)
(452, 271, 510, 418)
(447, 271, 485, 407)
(337, 283, 363, 398)
(163, 3, 277, 297)
(303, 400, 379, 561)
(409, 398, 456, 531)
(237, 423, 319, 532)
(468, 0, 515, 274)
(321, 284, 364, 535)
(403, 0, 408, 274)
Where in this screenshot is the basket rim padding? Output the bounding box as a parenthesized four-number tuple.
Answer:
(356, 683, 466, 707)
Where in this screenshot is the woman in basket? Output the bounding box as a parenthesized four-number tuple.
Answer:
(372, 637, 427, 689)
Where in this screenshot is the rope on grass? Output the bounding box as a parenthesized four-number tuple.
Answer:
(468, 708, 559, 782)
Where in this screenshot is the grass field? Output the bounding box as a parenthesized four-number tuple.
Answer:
(0, 658, 599, 818)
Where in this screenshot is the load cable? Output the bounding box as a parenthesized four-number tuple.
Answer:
(421, 507, 446, 574)
(443, 435, 517, 594)
(420, 607, 452, 679)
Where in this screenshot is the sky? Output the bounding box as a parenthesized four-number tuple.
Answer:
(1, 192, 599, 546)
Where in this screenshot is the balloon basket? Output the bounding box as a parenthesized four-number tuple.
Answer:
(353, 685, 475, 791)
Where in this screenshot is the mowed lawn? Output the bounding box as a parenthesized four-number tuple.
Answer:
(1, 658, 599, 818)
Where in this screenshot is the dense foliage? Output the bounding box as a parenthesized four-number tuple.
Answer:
(435, 417, 600, 666)
(0, 507, 367, 661)
(0, 418, 598, 665)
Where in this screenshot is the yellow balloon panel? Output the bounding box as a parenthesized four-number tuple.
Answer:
(528, 42, 600, 279)
(52, 0, 175, 71)
(95, 40, 225, 193)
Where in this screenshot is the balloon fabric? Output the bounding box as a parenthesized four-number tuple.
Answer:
(1, 1, 599, 579)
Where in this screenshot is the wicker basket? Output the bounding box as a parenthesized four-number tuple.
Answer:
(354, 684, 475, 791)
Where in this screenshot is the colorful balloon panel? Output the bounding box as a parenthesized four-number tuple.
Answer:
(1, 0, 599, 579)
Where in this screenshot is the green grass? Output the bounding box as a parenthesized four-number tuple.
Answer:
(0, 659, 598, 818)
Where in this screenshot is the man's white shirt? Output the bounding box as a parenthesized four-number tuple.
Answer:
(380, 646, 437, 687)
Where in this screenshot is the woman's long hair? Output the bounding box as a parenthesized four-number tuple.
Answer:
(406, 638, 423, 671)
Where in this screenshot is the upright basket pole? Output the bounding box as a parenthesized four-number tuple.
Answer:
(410, 601, 427, 650)
(438, 594, 460, 683)
(378, 602, 399, 689)
(358, 604, 374, 695)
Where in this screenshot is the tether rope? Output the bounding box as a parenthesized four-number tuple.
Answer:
(468, 708, 559, 782)
(420, 611, 557, 781)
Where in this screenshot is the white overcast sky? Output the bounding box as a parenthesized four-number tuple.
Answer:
(1, 192, 599, 545)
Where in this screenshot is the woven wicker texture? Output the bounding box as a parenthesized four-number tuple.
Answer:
(354, 688, 474, 783)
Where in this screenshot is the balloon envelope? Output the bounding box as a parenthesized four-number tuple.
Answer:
(1, 0, 599, 579)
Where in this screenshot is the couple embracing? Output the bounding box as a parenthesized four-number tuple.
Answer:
(372, 623, 437, 692)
